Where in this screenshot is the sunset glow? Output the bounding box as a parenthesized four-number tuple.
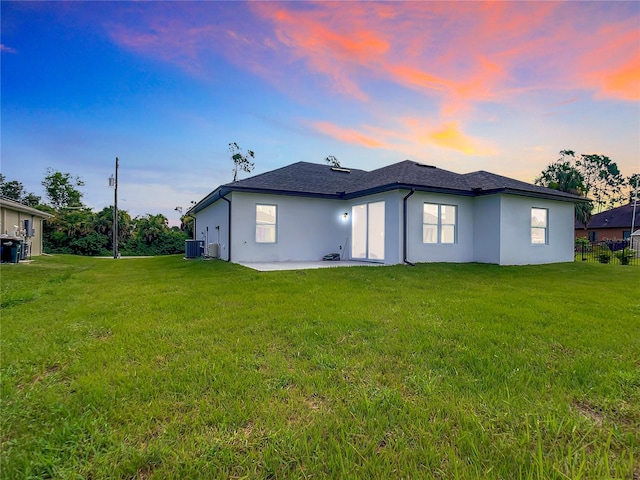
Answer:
(1, 1, 638, 222)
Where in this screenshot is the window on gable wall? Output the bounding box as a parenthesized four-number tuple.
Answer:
(256, 204, 277, 243)
(423, 203, 457, 244)
(531, 208, 548, 245)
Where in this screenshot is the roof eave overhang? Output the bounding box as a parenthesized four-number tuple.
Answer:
(188, 182, 585, 215)
(228, 186, 343, 199)
(187, 187, 225, 215)
(344, 183, 475, 199)
(344, 184, 584, 201)
(0, 200, 55, 218)
(489, 188, 586, 203)
(188, 186, 344, 214)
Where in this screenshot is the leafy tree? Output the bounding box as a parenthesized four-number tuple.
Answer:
(0, 174, 41, 205)
(122, 215, 187, 256)
(42, 169, 85, 209)
(43, 207, 95, 254)
(7, 169, 189, 256)
(229, 142, 255, 182)
(625, 173, 640, 203)
(68, 232, 110, 256)
(324, 155, 341, 167)
(21, 193, 42, 207)
(574, 153, 625, 212)
(0, 175, 26, 200)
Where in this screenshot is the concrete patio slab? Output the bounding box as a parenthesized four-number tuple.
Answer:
(238, 260, 384, 272)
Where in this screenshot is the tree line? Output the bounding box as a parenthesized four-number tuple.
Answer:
(0, 170, 194, 256)
(534, 150, 638, 226)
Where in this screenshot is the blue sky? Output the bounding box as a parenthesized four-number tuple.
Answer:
(2, 1, 639, 224)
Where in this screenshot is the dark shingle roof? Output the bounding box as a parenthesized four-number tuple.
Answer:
(576, 203, 640, 229)
(224, 162, 367, 196)
(462, 171, 583, 200)
(190, 160, 585, 214)
(343, 160, 474, 195)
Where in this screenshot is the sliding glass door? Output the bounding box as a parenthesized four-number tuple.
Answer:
(351, 201, 385, 260)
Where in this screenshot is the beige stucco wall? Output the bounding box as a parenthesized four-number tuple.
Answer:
(0, 203, 50, 256)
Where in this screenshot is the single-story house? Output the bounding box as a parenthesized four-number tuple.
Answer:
(575, 202, 640, 242)
(0, 196, 54, 257)
(188, 160, 584, 266)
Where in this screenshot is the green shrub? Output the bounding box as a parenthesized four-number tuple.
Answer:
(615, 247, 634, 265)
(596, 243, 611, 263)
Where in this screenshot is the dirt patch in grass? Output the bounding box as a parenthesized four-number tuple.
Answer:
(90, 328, 114, 342)
(137, 462, 158, 480)
(19, 364, 61, 389)
(573, 400, 604, 426)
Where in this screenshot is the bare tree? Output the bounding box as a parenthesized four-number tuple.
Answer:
(324, 155, 341, 167)
(229, 142, 255, 182)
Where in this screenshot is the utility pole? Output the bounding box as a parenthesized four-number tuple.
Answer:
(109, 157, 119, 259)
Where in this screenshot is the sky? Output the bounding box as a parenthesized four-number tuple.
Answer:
(2, 1, 639, 224)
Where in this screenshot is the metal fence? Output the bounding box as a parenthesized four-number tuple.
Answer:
(575, 239, 639, 266)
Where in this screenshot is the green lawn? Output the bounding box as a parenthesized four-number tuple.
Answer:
(1, 256, 638, 479)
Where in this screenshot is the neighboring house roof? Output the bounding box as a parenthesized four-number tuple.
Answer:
(190, 160, 585, 214)
(0, 196, 54, 218)
(575, 203, 640, 230)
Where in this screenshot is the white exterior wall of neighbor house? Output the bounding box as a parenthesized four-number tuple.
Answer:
(499, 195, 575, 265)
(230, 192, 350, 263)
(405, 191, 475, 263)
(472, 195, 501, 264)
(193, 196, 230, 260)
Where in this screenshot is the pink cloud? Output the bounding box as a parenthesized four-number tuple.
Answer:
(313, 121, 389, 148)
(103, 2, 638, 157)
(1, 44, 17, 54)
(105, 2, 639, 107)
(578, 22, 640, 101)
(313, 118, 494, 156)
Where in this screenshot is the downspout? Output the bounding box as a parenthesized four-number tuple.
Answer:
(631, 176, 638, 235)
(403, 188, 415, 266)
(219, 191, 231, 262)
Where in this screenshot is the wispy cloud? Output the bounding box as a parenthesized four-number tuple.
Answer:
(313, 121, 389, 149)
(103, 1, 639, 157)
(102, 2, 640, 104)
(1, 44, 17, 54)
(312, 118, 494, 156)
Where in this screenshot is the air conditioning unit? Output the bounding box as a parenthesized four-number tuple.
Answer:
(208, 243, 220, 258)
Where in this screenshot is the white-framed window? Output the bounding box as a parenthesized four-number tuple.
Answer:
(256, 204, 277, 243)
(423, 203, 457, 244)
(531, 208, 548, 245)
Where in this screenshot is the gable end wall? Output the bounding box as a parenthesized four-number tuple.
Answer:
(499, 195, 574, 265)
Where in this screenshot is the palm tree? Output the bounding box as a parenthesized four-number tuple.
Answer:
(95, 207, 132, 247)
(134, 214, 168, 244)
(535, 160, 592, 227)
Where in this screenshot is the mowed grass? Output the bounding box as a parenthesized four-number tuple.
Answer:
(1, 256, 638, 479)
